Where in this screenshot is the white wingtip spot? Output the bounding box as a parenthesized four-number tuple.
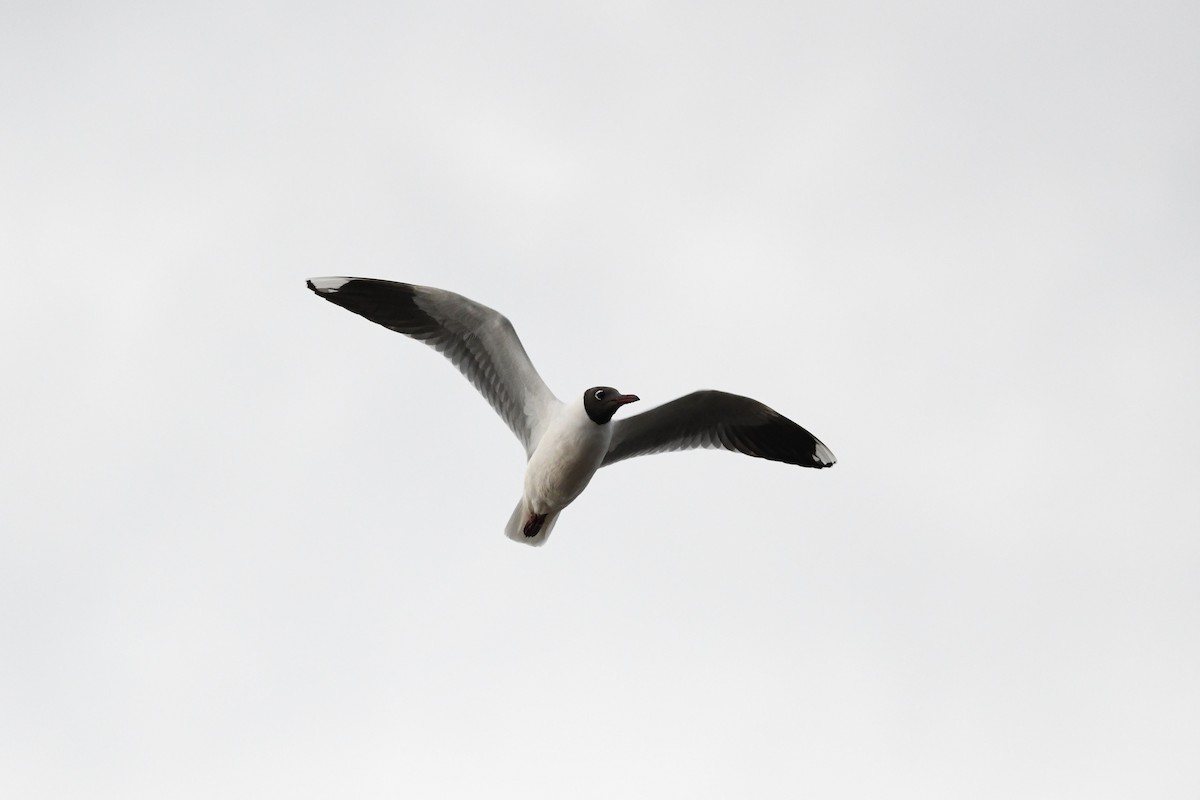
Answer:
(308, 276, 351, 293)
(815, 441, 836, 467)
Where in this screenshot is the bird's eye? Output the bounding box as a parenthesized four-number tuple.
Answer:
(594, 389, 606, 400)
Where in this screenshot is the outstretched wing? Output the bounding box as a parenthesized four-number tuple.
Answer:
(308, 277, 560, 456)
(603, 390, 835, 468)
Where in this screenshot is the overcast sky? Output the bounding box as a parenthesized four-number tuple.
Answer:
(2, 1, 1198, 797)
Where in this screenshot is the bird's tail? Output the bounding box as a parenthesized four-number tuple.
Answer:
(504, 498, 560, 547)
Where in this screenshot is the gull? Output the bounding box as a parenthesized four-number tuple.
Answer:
(308, 277, 835, 546)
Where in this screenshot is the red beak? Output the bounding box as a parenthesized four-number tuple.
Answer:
(615, 394, 640, 406)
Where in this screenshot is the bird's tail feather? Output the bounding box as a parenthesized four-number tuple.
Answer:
(504, 498, 559, 547)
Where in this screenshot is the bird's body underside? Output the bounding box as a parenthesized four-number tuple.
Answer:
(307, 277, 835, 546)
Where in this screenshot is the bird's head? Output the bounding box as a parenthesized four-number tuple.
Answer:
(583, 386, 640, 424)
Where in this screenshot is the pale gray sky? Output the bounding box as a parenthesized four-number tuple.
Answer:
(2, 1, 1198, 797)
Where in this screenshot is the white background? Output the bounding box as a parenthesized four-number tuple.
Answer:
(3, 1, 1198, 797)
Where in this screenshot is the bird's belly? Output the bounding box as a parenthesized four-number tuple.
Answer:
(524, 429, 608, 514)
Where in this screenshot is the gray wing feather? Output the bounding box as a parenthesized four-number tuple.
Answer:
(603, 390, 835, 468)
(308, 277, 559, 455)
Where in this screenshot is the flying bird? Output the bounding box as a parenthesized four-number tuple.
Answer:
(308, 278, 835, 546)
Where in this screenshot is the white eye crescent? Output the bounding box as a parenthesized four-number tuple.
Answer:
(594, 389, 606, 400)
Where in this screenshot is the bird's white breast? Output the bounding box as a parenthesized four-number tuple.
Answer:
(523, 398, 612, 514)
